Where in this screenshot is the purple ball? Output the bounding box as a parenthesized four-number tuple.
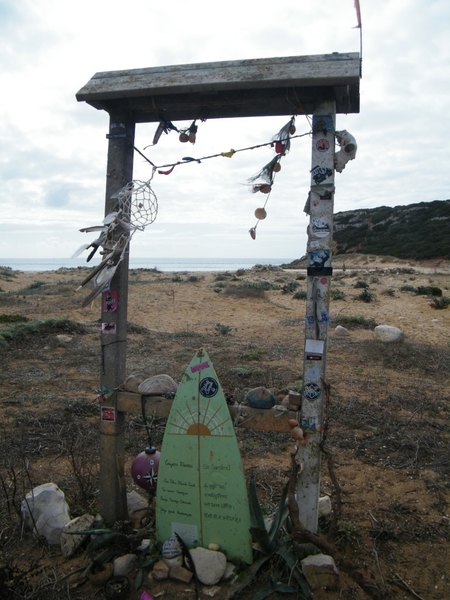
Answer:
(131, 449, 161, 490)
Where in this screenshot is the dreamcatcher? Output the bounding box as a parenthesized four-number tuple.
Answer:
(73, 176, 158, 306)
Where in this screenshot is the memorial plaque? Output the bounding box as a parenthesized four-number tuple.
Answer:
(156, 348, 253, 564)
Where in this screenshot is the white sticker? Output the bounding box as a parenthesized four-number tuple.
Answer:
(305, 339, 325, 355)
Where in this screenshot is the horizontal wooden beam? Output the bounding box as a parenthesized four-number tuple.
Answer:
(76, 53, 360, 119)
(116, 391, 296, 433)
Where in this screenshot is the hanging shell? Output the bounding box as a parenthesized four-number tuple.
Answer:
(179, 133, 189, 143)
(254, 208, 267, 220)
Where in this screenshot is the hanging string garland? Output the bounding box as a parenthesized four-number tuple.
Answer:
(247, 117, 296, 240)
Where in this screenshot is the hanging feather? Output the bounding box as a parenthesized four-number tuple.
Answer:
(271, 116, 296, 155)
(247, 155, 281, 186)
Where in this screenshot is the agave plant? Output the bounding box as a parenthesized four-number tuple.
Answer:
(228, 474, 313, 599)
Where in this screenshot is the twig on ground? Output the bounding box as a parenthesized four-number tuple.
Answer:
(389, 573, 426, 600)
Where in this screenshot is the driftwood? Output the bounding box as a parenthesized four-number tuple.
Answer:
(287, 452, 385, 600)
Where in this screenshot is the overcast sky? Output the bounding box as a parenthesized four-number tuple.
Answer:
(1, 0, 448, 261)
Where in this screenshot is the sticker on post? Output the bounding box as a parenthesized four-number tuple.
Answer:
(103, 290, 118, 313)
(102, 322, 117, 334)
(316, 139, 330, 152)
(307, 249, 332, 276)
(311, 165, 333, 185)
(303, 382, 321, 400)
(305, 339, 325, 355)
(312, 115, 334, 133)
(311, 218, 331, 238)
(305, 367, 320, 382)
(101, 406, 116, 422)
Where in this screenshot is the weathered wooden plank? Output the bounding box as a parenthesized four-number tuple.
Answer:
(76, 53, 360, 118)
(117, 391, 296, 432)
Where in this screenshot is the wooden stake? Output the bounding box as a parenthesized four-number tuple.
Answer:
(99, 113, 135, 524)
(297, 100, 336, 532)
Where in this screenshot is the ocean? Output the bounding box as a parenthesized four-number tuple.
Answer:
(0, 257, 295, 273)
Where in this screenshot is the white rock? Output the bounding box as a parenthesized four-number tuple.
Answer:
(162, 536, 182, 558)
(373, 325, 404, 343)
(162, 555, 183, 568)
(223, 562, 237, 581)
(113, 553, 137, 576)
(190, 547, 227, 585)
(301, 553, 339, 589)
(318, 495, 332, 517)
(56, 334, 72, 345)
(60, 513, 95, 558)
(138, 374, 178, 396)
(127, 490, 151, 527)
(334, 325, 350, 336)
(21, 483, 71, 545)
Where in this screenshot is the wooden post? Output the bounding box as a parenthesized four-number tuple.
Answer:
(99, 113, 135, 524)
(297, 100, 336, 532)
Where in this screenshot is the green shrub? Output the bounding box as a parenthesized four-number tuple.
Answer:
(416, 285, 442, 297)
(430, 296, 450, 309)
(0, 314, 29, 324)
(334, 315, 378, 329)
(331, 289, 346, 300)
(215, 323, 233, 336)
(293, 290, 307, 300)
(355, 289, 376, 302)
(282, 281, 299, 294)
(354, 280, 369, 289)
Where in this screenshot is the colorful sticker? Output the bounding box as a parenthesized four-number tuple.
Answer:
(316, 139, 330, 152)
(103, 290, 118, 313)
(312, 115, 334, 133)
(308, 249, 331, 270)
(191, 361, 210, 373)
(101, 406, 116, 421)
(306, 354, 322, 361)
(301, 416, 324, 433)
(199, 377, 219, 398)
(303, 382, 321, 400)
(311, 218, 331, 238)
(102, 322, 116, 334)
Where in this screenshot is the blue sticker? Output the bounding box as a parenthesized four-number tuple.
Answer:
(303, 382, 321, 400)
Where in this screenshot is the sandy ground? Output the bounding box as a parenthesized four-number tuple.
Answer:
(0, 254, 449, 600)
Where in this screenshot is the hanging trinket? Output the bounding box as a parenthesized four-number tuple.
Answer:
(254, 208, 267, 220)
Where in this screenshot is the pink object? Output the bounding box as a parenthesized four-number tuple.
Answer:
(131, 449, 161, 490)
(140, 592, 153, 600)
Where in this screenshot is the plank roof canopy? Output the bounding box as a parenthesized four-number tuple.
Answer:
(76, 52, 360, 122)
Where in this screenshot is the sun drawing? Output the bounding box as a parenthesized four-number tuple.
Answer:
(167, 398, 232, 436)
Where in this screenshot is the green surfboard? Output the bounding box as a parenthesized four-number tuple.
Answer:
(155, 348, 253, 564)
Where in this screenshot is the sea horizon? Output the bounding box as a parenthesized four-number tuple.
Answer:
(0, 257, 297, 273)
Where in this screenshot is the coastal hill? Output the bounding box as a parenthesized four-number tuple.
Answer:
(333, 199, 450, 259)
(283, 199, 450, 268)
